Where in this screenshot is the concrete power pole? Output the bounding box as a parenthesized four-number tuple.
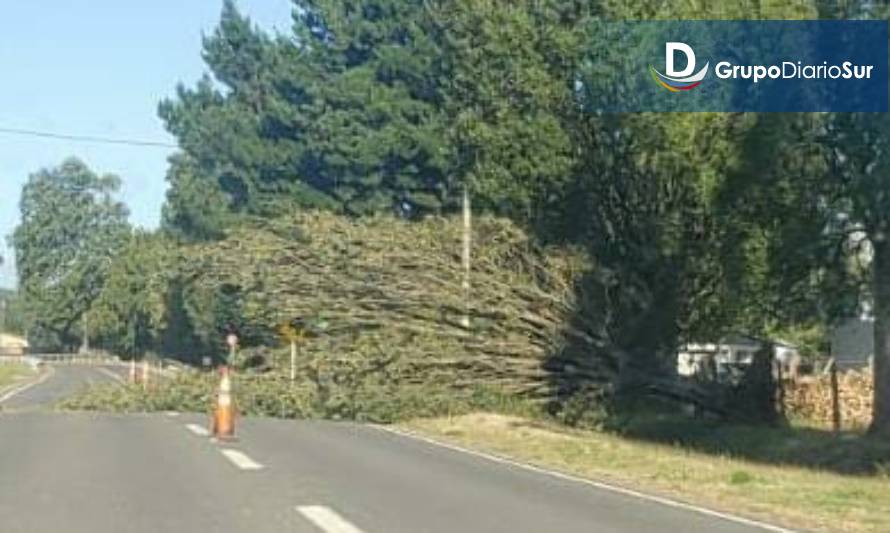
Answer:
(81, 312, 90, 354)
(461, 185, 472, 330)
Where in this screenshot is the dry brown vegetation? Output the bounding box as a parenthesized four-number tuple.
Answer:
(784, 369, 873, 430)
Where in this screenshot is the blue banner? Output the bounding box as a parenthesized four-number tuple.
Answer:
(582, 20, 889, 112)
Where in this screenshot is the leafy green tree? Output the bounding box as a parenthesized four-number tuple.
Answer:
(719, 108, 890, 435)
(88, 232, 174, 356)
(0, 289, 26, 335)
(569, 0, 819, 368)
(712, 114, 858, 328)
(11, 158, 130, 349)
(817, 111, 890, 434)
(713, 0, 890, 433)
(818, 0, 890, 436)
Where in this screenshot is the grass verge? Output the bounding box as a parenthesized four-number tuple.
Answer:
(403, 413, 890, 533)
(0, 363, 36, 391)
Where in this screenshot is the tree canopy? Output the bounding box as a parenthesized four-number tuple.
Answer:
(11, 158, 130, 349)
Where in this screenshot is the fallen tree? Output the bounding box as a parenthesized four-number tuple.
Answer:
(172, 212, 619, 419)
(72, 212, 794, 424)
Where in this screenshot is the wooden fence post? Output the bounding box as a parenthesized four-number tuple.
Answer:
(829, 358, 841, 433)
(776, 361, 786, 417)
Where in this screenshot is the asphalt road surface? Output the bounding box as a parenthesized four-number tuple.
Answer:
(0, 366, 789, 533)
(0, 363, 125, 411)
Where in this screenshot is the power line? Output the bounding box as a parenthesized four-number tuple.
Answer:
(0, 126, 178, 149)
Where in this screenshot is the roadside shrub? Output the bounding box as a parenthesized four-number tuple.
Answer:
(729, 470, 753, 485)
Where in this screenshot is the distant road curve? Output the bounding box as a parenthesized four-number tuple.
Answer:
(0, 364, 124, 411)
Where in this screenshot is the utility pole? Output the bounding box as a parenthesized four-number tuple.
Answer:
(81, 312, 90, 354)
(462, 184, 472, 330)
(226, 333, 238, 367)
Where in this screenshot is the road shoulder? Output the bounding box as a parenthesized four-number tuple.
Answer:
(0, 364, 52, 404)
(399, 413, 888, 533)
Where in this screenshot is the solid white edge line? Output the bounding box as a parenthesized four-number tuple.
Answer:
(373, 425, 796, 533)
(296, 505, 365, 533)
(96, 367, 125, 384)
(186, 423, 210, 437)
(0, 366, 55, 404)
(220, 448, 264, 470)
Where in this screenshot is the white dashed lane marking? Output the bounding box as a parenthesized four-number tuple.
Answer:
(220, 449, 264, 471)
(185, 423, 210, 437)
(296, 506, 365, 533)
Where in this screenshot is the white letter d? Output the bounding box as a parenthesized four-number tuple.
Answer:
(666, 42, 696, 78)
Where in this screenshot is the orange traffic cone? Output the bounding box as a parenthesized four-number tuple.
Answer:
(211, 366, 236, 440)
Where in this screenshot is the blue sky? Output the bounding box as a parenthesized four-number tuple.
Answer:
(0, 1, 294, 289)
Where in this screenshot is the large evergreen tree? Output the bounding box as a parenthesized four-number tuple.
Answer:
(160, 0, 457, 240)
(430, 0, 585, 228)
(11, 158, 131, 349)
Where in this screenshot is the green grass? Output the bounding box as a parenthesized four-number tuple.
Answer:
(607, 409, 890, 476)
(404, 413, 890, 533)
(0, 363, 36, 390)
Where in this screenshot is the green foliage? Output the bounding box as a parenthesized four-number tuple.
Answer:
(11, 158, 131, 349)
(63, 208, 618, 421)
(159, 0, 456, 235)
(766, 323, 829, 359)
(88, 232, 180, 357)
(160, 154, 233, 241)
(59, 369, 545, 424)
(0, 289, 26, 335)
(568, 0, 823, 362)
(173, 212, 612, 399)
(729, 470, 754, 485)
(59, 374, 217, 414)
(157, 0, 840, 377)
(432, 0, 584, 226)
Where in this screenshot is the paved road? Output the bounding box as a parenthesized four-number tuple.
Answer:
(0, 367, 788, 533)
(0, 363, 124, 411)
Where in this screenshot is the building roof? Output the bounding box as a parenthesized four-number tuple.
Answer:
(681, 332, 798, 353)
(0, 333, 29, 349)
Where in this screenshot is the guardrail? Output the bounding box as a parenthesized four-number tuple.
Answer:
(33, 353, 122, 365)
(9, 353, 190, 379)
(0, 355, 43, 370)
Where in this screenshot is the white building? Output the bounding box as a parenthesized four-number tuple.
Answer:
(831, 317, 874, 369)
(677, 334, 798, 379)
(0, 333, 29, 357)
